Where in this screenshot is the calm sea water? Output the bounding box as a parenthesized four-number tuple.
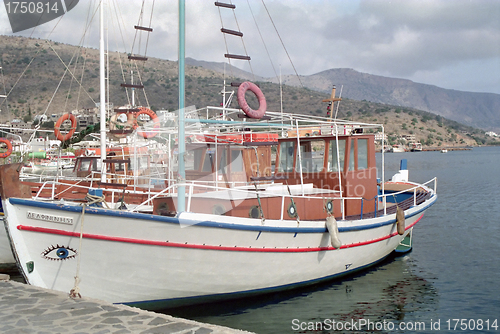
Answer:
(165, 146, 500, 333)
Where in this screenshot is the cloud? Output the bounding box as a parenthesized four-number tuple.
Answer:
(0, 0, 498, 94)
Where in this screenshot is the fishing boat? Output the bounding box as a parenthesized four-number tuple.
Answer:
(23, 153, 76, 172)
(391, 144, 406, 153)
(0, 1, 437, 309)
(0, 109, 438, 309)
(410, 142, 423, 152)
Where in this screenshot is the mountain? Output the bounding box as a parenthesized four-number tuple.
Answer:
(0, 36, 496, 148)
(185, 58, 265, 82)
(181, 60, 500, 132)
(275, 68, 500, 133)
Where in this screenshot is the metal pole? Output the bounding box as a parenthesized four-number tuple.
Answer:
(177, 0, 186, 212)
(99, 0, 107, 183)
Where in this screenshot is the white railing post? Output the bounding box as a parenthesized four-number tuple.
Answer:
(187, 183, 194, 212)
(383, 196, 387, 216)
(51, 182, 55, 200)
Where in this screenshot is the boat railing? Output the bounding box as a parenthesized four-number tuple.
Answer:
(179, 106, 385, 135)
(32, 171, 170, 204)
(31, 173, 436, 221)
(377, 177, 437, 216)
(131, 180, 342, 219)
(130, 178, 432, 222)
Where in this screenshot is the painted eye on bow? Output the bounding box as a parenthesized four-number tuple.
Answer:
(41, 245, 77, 261)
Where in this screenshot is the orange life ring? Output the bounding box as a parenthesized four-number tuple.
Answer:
(0, 138, 12, 158)
(54, 113, 77, 141)
(109, 112, 136, 138)
(134, 107, 160, 139)
(237, 81, 267, 119)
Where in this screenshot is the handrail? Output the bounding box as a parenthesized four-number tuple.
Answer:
(128, 180, 358, 220)
(30, 172, 437, 222)
(378, 177, 437, 200)
(376, 177, 437, 216)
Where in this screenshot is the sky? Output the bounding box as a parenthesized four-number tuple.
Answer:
(1, 0, 499, 94)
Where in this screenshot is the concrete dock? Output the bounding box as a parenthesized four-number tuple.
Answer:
(0, 275, 253, 334)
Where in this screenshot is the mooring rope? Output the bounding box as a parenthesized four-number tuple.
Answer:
(69, 193, 108, 298)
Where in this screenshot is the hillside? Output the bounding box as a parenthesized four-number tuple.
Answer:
(271, 68, 500, 133)
(0, 35, 497, 148)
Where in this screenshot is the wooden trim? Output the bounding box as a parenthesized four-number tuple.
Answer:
(215, 2, 236, 9)
(224, 54, 251, 61)
(120, 83, 145, 89)
(134, 25, 153, 32)
(221, 28, 243, 37)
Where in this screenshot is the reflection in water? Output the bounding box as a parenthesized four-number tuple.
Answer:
(163, 255, 438, 333)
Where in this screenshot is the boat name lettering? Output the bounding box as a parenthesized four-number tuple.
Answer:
(26, 211, 73, 225)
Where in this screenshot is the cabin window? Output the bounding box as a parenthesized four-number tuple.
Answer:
(79, 159, 91, 172)
(277, 141, 294, 172)
(115, 162, 125, 172)
(358, 139, 368, 170)
(202, 148, 216, 172)
(78, 158, 99, 172)
(113, 161, 132, 172)
(327, 139, 345, 172)
(218, 148, 227, 173)
(192, 148, 205, 171)
(349, 141, 355, 171)
(296, 140, 324, 173)
(230, 149, 244, 172)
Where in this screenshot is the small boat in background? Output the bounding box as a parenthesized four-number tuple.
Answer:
(24, 152, 76, 172)
(410, 142, 423, 152)
(391, 144, 406, 153)
(440, 149, 448, 153)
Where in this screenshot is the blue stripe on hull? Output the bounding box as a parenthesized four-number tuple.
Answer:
(8, 194, 437, 234)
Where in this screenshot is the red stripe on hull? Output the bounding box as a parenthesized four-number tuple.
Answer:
(17, 215, 422, 253)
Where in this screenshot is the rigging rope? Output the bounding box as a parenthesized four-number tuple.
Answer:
(246, 0, 278, 80)
(260, 0, 304, 88)
(217, 0, 254, 80)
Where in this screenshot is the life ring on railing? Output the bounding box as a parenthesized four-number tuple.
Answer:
(134, 107, 160, 139)
(0, 138, 13, 158)
(237, 81, 267, 119)
(109, 112, 136, 138)
(54, 113, 77, 141)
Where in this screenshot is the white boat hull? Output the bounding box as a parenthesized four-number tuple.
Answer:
(3, 193, 436, 309)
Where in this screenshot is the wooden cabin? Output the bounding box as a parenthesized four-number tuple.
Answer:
(184, 133, 278, 188)
(154, 131, 378, 220)
(274, 133, 378, 217)
(73, 146, 152, 185)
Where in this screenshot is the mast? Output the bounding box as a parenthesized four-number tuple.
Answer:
(99, 0, 107, 182)
(177, 0, 186, 212)
(131, 71, 135, 107)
